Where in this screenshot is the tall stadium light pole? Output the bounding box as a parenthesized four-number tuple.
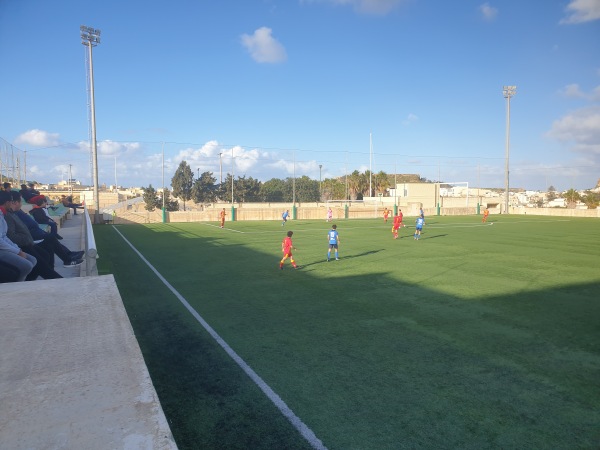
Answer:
(231, 148, 234, 205)
(161, 142, 166, 222)
(319, 164, 322, 198)
(292, 151, 296, 206)
(369, 132, 373, 198)
(81, 25, 101, 224)
(503, 85, 516, 214)
(219, 152, 223, 184)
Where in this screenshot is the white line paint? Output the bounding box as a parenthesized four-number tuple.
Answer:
(111, 226, 327, 450)
(199, 223, 245, 233)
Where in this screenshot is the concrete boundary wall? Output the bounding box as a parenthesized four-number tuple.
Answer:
(110, 203, 599, 224)
(0, 275, 177, 449)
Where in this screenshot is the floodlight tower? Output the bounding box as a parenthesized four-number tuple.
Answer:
(81, 25, 101, 224)
(503, 85, 516, 214)
(319, 164, 322, 198)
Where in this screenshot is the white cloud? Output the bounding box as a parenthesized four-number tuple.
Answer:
(559, 83, 600, 100)
(241, 27, 287, 63)
(479, 2, 498, 21)
(174, 140, 221, 163)
(171, 142, 272, 176)
(560, 83, 587, 98)
(96, 140, 141, 157)
(560, 0, 600, 24)
(402, 113, 419, 126)
(547, 106, 600, 155)
(15, 129, 60, 147)
(302, 0, 404, 15)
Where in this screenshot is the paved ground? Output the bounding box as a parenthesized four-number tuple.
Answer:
(1, 213, 178, 449)
(54, 211, 88, 279)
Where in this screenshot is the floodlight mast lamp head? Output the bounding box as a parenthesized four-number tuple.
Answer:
(503, 85, 516, 98)
(80, 26, 101, 46)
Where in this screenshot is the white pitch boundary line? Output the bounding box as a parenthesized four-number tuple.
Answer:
(199, 222, 245, 233)
(110, 226, 327, 450)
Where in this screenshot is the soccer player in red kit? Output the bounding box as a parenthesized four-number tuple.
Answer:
(219, 208, 226, 228)
(280, 230, 298, 270)
(392, 209, 403, 239)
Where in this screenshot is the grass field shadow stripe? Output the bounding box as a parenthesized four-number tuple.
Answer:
(110, 225, 328, 450)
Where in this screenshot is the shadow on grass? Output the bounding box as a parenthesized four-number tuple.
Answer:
(419, 233, 448, 240)
(95, 224, 600, 450)
(300, 249, 386, 269)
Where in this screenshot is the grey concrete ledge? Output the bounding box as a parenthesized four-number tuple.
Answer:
(0, 275, 177, 450)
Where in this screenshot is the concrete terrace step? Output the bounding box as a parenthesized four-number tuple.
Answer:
(0, 275, 177, 449)
(52, 210, 86, 278)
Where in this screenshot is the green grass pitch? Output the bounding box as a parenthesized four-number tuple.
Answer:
(94, 215, 600, 449)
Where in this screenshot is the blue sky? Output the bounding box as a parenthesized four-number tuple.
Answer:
(1, 0, 599, 192)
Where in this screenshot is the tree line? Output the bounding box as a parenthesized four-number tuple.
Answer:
(142, 160, 424, 211)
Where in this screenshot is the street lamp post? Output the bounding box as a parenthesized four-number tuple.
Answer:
(81, 25, 101, 224)
(503, 85, 516, 214)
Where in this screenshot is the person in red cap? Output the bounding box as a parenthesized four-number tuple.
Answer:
(28, 195, 63, 240)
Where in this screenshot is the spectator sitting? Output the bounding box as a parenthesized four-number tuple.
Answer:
(61, 195, 84, 215)
(8, 192, 84, 267)
(1, 191, 63, 279)
(0, 191, 37, 281)
(2, 182, 12, 191)
(28, 195, 63, 240)
(19, 184, 29, 200)
(21, 182, 39, 203)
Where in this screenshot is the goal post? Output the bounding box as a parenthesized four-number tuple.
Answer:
(439, 181, 471, 209)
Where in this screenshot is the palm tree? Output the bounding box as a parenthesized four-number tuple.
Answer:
(563, 189, 581, 208)
(348, 171, 362, 200)
(375, 170, 390, 195)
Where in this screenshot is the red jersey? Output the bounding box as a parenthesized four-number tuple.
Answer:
(282, 236, 293, 254)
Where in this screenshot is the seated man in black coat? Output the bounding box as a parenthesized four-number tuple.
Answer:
(0, 191, 62, 280)
(8, 192, 84, 267)
(28, 195, 62, 239)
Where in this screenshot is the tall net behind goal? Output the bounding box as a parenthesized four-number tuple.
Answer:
(325, 199, 386, 220)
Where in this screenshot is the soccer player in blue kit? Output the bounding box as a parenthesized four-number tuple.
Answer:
(327, 224, 340, 261)
(281, 209, 289, 226)
(414, 216, 425, 240)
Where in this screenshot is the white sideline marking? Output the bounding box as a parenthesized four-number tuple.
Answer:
(200, 223, 244, 233)
(111, 226, 327, 450)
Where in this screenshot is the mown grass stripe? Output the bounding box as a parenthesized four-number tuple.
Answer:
(110, 225, 328, 450)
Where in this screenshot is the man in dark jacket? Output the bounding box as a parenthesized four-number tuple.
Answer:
(8, 192, 84, 267)
(28, 195, 62, 239)
(0, 191, 61, 280)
